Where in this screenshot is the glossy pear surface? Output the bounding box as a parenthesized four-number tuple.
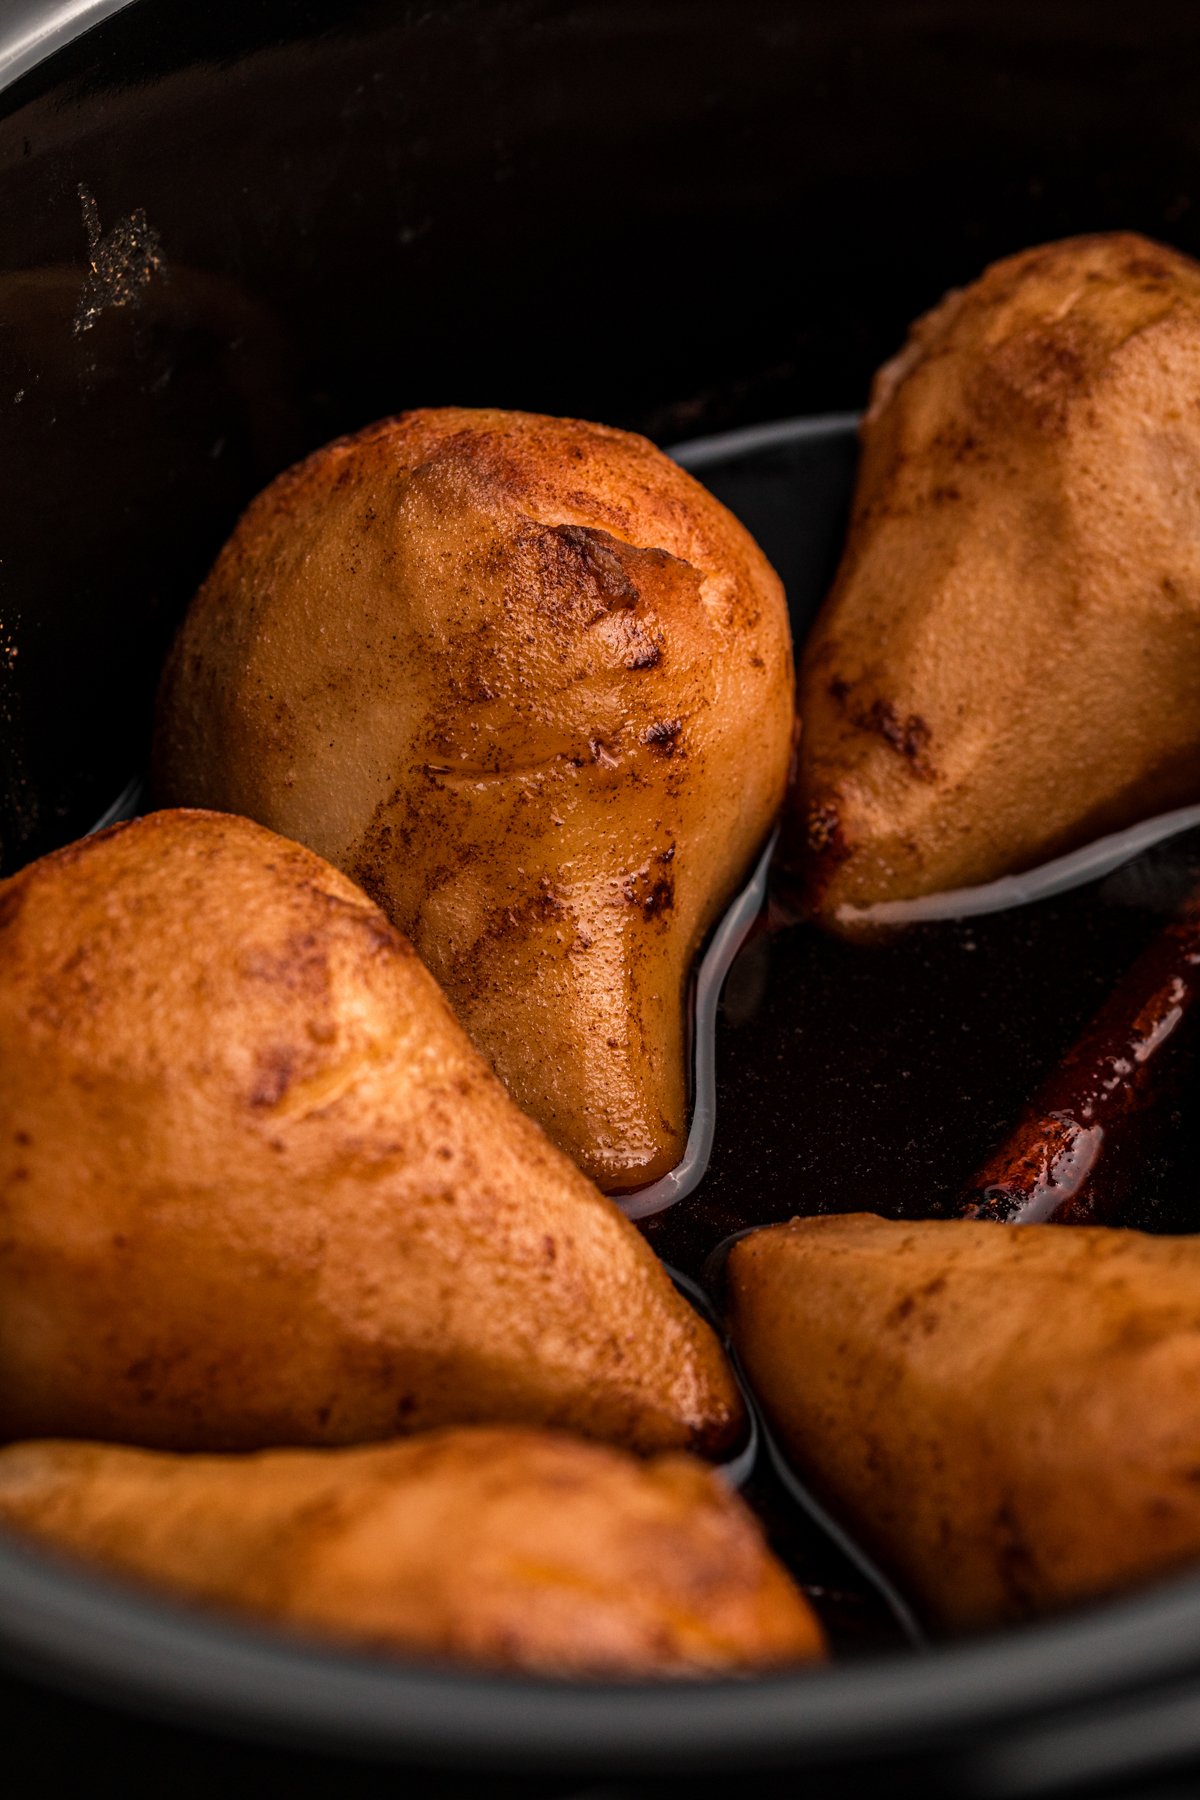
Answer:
(795, 234, 1200, 927)
(0, 810, 742, 1455)
(728, 1213, 1200, 1629)
(0, 1428, 823, 1676)
(153, 408, 794, 1189)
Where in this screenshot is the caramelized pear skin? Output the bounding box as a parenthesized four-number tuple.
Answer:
(0, 810, 743, 1456)
(0, 1429, 824, 1677)
(795, 233, 1200, 928)
(728, 1214, 1200, 1630)
(153, 407, 794, 1190)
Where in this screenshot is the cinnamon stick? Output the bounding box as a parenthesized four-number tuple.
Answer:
(957, 884, 1200, 1224)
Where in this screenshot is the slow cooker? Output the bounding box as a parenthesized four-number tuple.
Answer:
(3, 4, 1200, 1794)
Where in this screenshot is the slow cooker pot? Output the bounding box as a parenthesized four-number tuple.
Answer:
(3, 3, 1200, 1794)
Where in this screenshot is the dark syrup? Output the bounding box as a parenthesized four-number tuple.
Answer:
(643, 422, 1200, 1656)
(653, 832, 1200, 1278)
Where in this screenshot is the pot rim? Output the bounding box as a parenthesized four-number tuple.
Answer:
(2, 1526, 1200, 1774)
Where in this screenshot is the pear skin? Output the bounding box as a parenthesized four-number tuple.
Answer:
(0, 1428, 824, 1676)
(0, 810, 742, 1455)
(152, 408, 794, 1190)
(794, 233, 1200, 929)
(728, 1214, 1200, 1629)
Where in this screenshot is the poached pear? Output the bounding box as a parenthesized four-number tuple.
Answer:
(794, 233, 1200, 929)
(728, 1213, 1200, 1629)
(0, 1428, 824, 1676)
(153, 408, 794, 1189)
(0, 810, 742, 1455)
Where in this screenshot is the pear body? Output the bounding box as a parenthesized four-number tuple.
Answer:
(728, 1213, 1200, 1628)
(0, 810, 741, 1455)
(796, 233, 1200, 927)
(0, 1428, 823, 1676)
(154, 408, 794, 1188)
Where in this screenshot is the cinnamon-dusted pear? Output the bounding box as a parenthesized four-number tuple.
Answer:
(795, 233, 1200, 929)
(727, 1214, 1200, 1629)
(0, 1428, 824, 1677)
(153, 408, 794, 1190)
(0, 810, 742, 1455)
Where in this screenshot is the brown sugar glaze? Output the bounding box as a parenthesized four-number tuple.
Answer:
(641, 420, 1200, 1651)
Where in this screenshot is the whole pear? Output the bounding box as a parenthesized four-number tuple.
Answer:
(0, 1427, 824, 1676)
(0, 810, 742, 1455)
(728, 1213, 1200, 1629)
(153, 408, 794, 1189)
(794, 233, 1200, 928)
